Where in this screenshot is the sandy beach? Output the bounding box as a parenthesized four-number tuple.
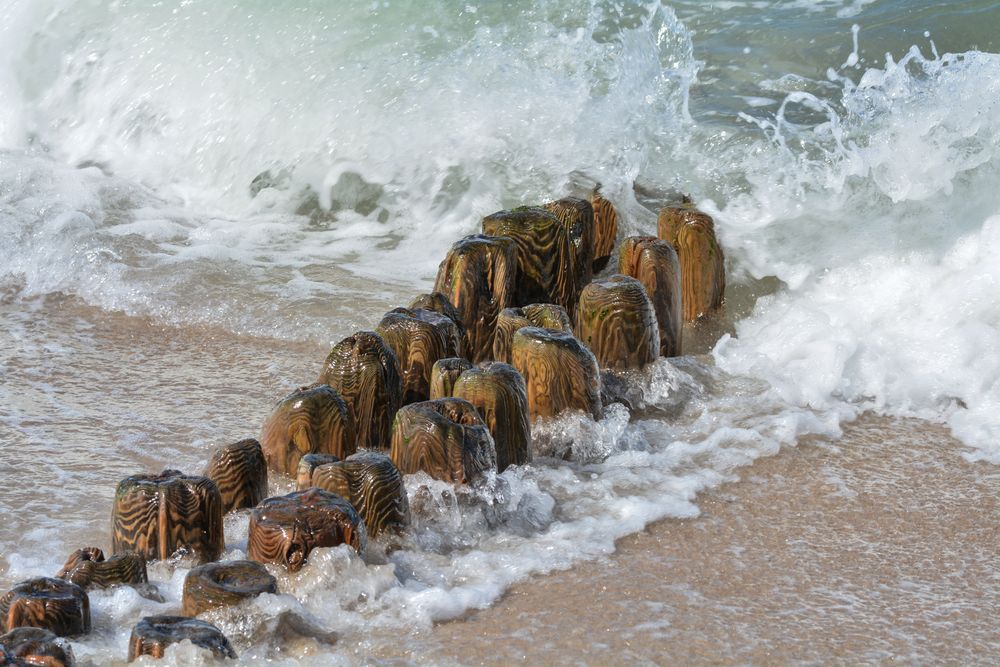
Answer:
(377, 415, 1000, 665)
(4, 3, 1000, 663)
(5, 299, 997, 665)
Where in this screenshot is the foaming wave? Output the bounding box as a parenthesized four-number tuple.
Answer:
(0, 152, 387, 342)
(0, 0, 697, 334)
(2, 357, 844, 664)
(712, 38, 1000, 461)
(717, 41, 1000, 280)
(717, 212, 1000, 463)
(2, 0, 695, 279)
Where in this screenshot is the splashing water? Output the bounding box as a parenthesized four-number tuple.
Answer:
(1, 0, 1000, 663)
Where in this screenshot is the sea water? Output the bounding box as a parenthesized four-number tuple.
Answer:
(1, 0, 998, 664)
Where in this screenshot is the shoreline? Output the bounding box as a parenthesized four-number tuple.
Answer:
(3, 297, 998, 665)
(375, 413, 1000, 665)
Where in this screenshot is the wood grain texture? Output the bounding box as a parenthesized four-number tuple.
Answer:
(0, 627, 75, 666)
(247, 488, 367, 572)
(454, 362, 531, 472)
(619, 236, 682, 357)
(376, 309, 452, 405)
(127, 616, 236, 662)
(260, 384, 356, 475)
(657, 204, 714, 246)
(510, 327, 602, 420)
(56, 548, 147, 590)
(319, 331, 402, 451)
(408, 292, 465, 345)
(482, 207, 578, 320)
(543, 196, 595, 302)
(430, 357, 474, 399)
(0, 578, 90, 637)
(389, 398, 497, 484)
(576, 275, 659, 371)
(591, 190, 619, 272)
(203, 438, 268, 513)
(181, 561, 277, 617)
(434, 234, 518, 363)
(311, 452, 410, 538)
(393, 307, 463, 360)
(295, 453, 341, 490)
(492, 303, 572, 363)
(111, 470, 224, 564)
(657, 205, 725, 321)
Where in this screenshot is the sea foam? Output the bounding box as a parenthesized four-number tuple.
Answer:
(713, 42, 1000, 461)
(1, 2, 999, 662)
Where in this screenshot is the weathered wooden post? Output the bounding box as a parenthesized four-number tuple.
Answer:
(434, 234, 517, 363)
(482, 207, 577, 319)
(657, 204, 725, 321)
(510, 327, 601, 420)
(111, 471, 224, 564)
(619, 236, 682, 357)
(389, 398, 497, 484)
(576, 275, 660, 371)
(260, 385, 355, 475)
(248, 488, 366, 572)
(319, 331, 402, 451)
(203, 438, 268, 513)
(310, 452, 410, 537)
(454, 362, 531, 471)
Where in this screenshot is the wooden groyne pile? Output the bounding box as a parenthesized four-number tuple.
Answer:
(0, 190, 725, 664)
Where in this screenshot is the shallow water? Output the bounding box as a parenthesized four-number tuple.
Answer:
(2, 0, 999, 663)
(2, 295, 840, 664)
(410, 415, 1000, 665)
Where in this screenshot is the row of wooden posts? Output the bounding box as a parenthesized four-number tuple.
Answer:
(0, 192, 725, 664)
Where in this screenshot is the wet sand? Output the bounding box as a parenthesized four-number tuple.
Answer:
(390, 415, 1000, 665)
(3, 298, 998, 664)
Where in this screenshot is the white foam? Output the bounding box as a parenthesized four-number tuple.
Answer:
(714, 42, 1000, 461)
(0, 1, 697, 337)
(1, 354, 845, 663)
(1, 1, 694, 260)
(1, 3, 999, 663)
